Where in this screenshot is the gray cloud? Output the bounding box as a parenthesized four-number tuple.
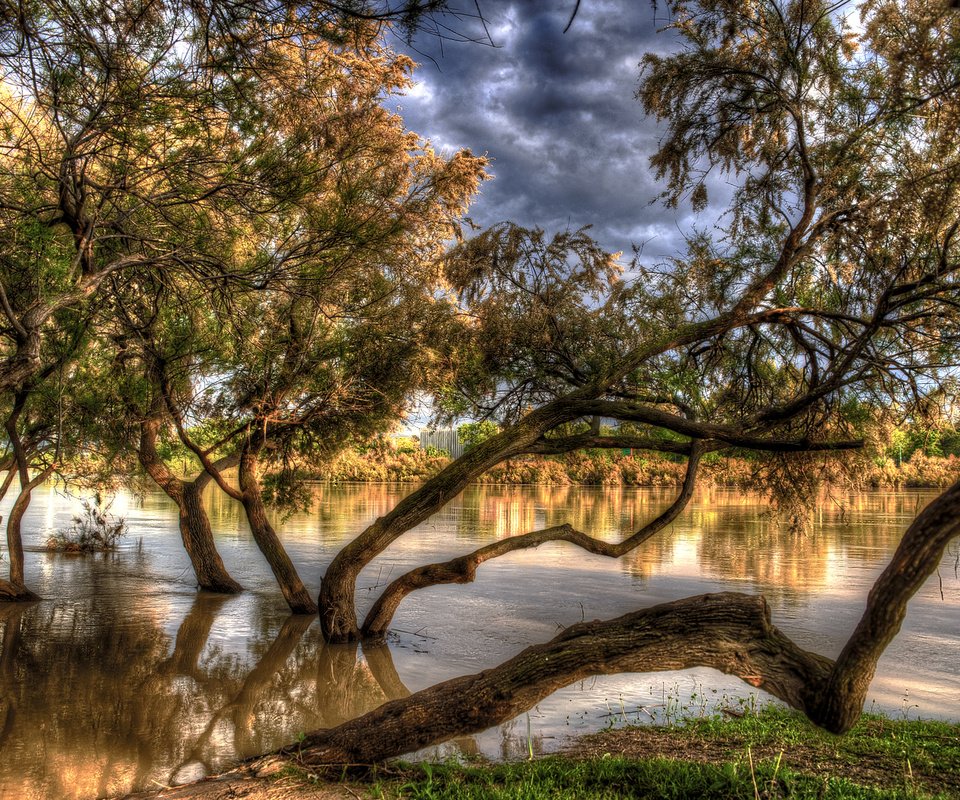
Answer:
(391, 1, 693, 259)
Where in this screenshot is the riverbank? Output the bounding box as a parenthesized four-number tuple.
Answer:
(310, 445, 960, 490)
(122, 707, 960, 799)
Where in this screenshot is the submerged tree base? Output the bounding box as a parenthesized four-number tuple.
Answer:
(0, 580, 39, 601)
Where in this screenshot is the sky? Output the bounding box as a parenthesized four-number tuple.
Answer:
(389, 0, 698, 261)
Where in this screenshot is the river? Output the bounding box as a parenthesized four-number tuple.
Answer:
(0, 483, 957, 799)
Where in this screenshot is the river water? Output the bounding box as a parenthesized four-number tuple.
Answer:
(0, 482, 957, 799)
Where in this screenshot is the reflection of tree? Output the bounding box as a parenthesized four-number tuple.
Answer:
(618, 490, 934, 602)
(158, 593, 231, 681)
(171, 614, 316, 778)
(0, 604, 28, 749)
(0, 593, 413, 799)
(313, 641, 392, 727)
(447, 485, 680, 546)
(363, 642, 410, 699)
(0, 599, 173, 798)
(202, 482, 415, 547)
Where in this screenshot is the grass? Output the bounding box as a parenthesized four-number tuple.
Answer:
(372, 756, 944, 799)
(304, 706, 960, 800)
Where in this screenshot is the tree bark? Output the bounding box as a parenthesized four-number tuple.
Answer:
(139, 418, 242, 594)
(0, 395, 44, 601)
(807, 476, 960, 733)
(276, 479, 960, 764)
(0, 458, 51, 601)
(159, 379, 316, 613)
(0, 470, 49, 601)
(237, 446, 317, 614)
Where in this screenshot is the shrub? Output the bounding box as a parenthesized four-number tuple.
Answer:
(46, 493, 127, 553)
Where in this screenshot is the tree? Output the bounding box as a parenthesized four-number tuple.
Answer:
(0, 222, 110, 599)
(311, 6, 960, 753)
(0, 0, 485, 599)
(92, 18, 485, 608)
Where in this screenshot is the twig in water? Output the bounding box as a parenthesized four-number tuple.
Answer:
(392, 627, 438, 641)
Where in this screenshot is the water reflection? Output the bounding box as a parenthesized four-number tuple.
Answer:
(0, 592, 411, 799)
(0, 484, 956, 799)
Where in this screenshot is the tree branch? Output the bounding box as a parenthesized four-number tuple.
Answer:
(276, 593, 833, 769)
(360, 442, 706, 637)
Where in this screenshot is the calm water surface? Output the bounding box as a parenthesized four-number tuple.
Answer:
(0, 483, 957, 799)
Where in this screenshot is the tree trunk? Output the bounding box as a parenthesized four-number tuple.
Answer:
(361, 444, 705, 638)
(139, 418, 242, 594)
(263, 593, 833, 768)
(318, 403, 580, 641)
(238, 448, 317, 614)
(806, 475, 960, 733)
(0, 469, 48, 602)
(276, 479, 960, 762)
(179, 481, 243, 594)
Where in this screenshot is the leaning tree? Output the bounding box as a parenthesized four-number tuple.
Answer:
(296, 0, 960, 746)
(0, 0, 492, 596)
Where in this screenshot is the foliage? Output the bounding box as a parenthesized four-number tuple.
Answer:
(302, 441, 960, 489)
(46, 493, 127, 553)
(309, 443, 451, 483)
(457, 421, 501, 451)
(407, 0, 960, 535)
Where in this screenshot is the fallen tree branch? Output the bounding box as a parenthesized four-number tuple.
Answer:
(269, 593, 833, 769)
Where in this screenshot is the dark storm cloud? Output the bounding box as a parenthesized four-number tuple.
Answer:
(392, 0, 695, 259)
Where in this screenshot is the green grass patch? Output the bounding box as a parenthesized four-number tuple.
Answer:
(363, 707, 960, 800)
(373, 756, 943, 799)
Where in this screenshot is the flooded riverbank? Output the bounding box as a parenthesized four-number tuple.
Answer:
(0, 483, 956, 798)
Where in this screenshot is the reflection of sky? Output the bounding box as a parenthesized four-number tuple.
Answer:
(0, 483, 957, 797)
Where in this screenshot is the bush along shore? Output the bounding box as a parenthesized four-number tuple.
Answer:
(306, 441, 960, 490)
(126, 706, 960, 800)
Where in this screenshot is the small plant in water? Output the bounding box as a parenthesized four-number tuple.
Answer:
(46, 492, 127, 553)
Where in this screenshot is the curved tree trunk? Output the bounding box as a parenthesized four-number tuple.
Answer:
(139, 418, 241, 594)
(237, 447, 317, 614)
(265, 593, 833, 768)
(361, 443, 705, 638)
(806, 475, 960, 732)
(318, 403, 582, 641)
(0, 394, 45, 602)
(0, 467, 50, 602)
(294, 477, 960, 763)
(179, 481, 243, 593)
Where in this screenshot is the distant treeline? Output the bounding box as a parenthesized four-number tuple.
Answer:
(305, 429, 960, 489)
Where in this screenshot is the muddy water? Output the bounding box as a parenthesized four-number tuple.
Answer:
(0, 483, 957, 799)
